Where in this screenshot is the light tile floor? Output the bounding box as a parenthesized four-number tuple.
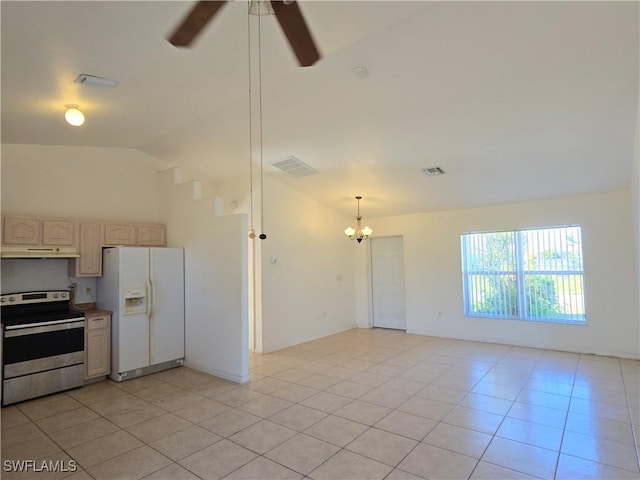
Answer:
(2, 328, 640, 479)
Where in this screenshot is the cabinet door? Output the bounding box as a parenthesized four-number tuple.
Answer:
(3, 217, 40, 245)
(138, 226, 166, 246)
(42, 219, 75, 246)
(75, 222, 102, 276)
(104, 224, 137, 246)
(85, 316, 111, 379)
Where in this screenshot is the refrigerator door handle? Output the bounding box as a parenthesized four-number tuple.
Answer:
(148, 248, 154, 319)
(147, 280, 155, 365)
(148, 248, 155, 365)
(148, 279, 154, 364)
(147, 280, 154, 319)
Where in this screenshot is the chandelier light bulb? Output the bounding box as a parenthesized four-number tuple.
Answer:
(64, 105, 85, 126)
(344, 227, 356, 237)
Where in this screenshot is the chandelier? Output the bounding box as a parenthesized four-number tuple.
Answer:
(344, 196, 373, 243)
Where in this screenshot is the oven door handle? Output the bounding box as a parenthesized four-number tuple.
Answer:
(5, 319, 85, 337)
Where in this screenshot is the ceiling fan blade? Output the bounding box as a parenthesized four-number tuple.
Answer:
(168, 1, 227, 47)
(270, 1, 321, 67)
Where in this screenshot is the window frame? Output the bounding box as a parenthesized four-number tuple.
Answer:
(461, 225, 587, 325)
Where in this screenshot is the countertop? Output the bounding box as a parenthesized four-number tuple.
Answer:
(71, 303, 112, 316)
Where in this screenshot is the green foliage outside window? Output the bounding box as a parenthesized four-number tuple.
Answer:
(461, 226, 585, 323)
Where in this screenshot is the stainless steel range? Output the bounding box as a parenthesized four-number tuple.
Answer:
(1, 291, 85, 405)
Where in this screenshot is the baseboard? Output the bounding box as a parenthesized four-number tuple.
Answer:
(261, 323, 358, 354)
(406, 328, 640, 360)
(110, 358, 184, 382)
(184, 360, 250, 384)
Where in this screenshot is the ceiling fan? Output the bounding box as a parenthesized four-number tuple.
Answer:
(168, 0, 321, 67)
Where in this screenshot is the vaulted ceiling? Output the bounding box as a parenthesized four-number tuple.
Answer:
(2, 1, 638, 217)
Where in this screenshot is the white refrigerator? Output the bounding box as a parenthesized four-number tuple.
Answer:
(97, 247, 185, 381)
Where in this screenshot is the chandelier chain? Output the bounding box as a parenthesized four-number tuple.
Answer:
(258, 12, 265, 237)
(247, 9, 254, 234)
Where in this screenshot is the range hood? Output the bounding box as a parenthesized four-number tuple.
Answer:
(1, 246, 80, 258)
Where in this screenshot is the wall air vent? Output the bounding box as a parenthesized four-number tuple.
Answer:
(271, 156, 318, 178)
(423, 166, 445, 176)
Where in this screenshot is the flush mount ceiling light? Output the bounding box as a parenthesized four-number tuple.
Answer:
(344, 196, 373, 243)
(353, 66, 369, 78)
(64, 105, 85, 127)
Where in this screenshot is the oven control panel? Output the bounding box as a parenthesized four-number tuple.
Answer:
(0, 291, 69, 306)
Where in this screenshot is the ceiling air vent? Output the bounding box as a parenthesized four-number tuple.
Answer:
(423, 166, 445, 176)
(271, 156, 318, 178)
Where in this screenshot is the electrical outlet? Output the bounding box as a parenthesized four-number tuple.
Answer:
(85, 287, 92, 295)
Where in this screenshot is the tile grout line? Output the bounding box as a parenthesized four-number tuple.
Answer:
(4, 331, 640, 480)
(463, 343, 522, 480)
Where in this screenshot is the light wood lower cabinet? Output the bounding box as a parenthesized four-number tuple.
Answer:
(85, 313, 111, 380)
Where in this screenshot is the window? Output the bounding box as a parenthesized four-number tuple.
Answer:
(461, 226, 586, 323)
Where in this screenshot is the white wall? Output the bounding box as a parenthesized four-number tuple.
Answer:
(1, 144, 167, 221)
(199, 172, 359, 355)
(259, 176, 357, 353)
(158, 169, 249, 383)
(155, 168, 358, 358)
(634, 141, 640, 346)
(359, 190, 639, 359)
(208, 175, 260, 353)
(1, 258, 95, 304)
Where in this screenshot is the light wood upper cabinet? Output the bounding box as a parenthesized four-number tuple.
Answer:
(104, 224, 137, 246)
(69, 222, 102, 277)
(3, 217, 40, 245)
(104, 223, 166, 247)
(3, 216, 76, 247)
(3, 215, 167, 276)
(42, 219, 75, 246)
(138, 225, 166, 246)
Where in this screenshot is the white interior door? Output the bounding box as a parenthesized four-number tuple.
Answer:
(371, 236, 407, 330)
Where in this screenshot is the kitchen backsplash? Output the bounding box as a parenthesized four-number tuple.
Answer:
(1, 258, 96, 303)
